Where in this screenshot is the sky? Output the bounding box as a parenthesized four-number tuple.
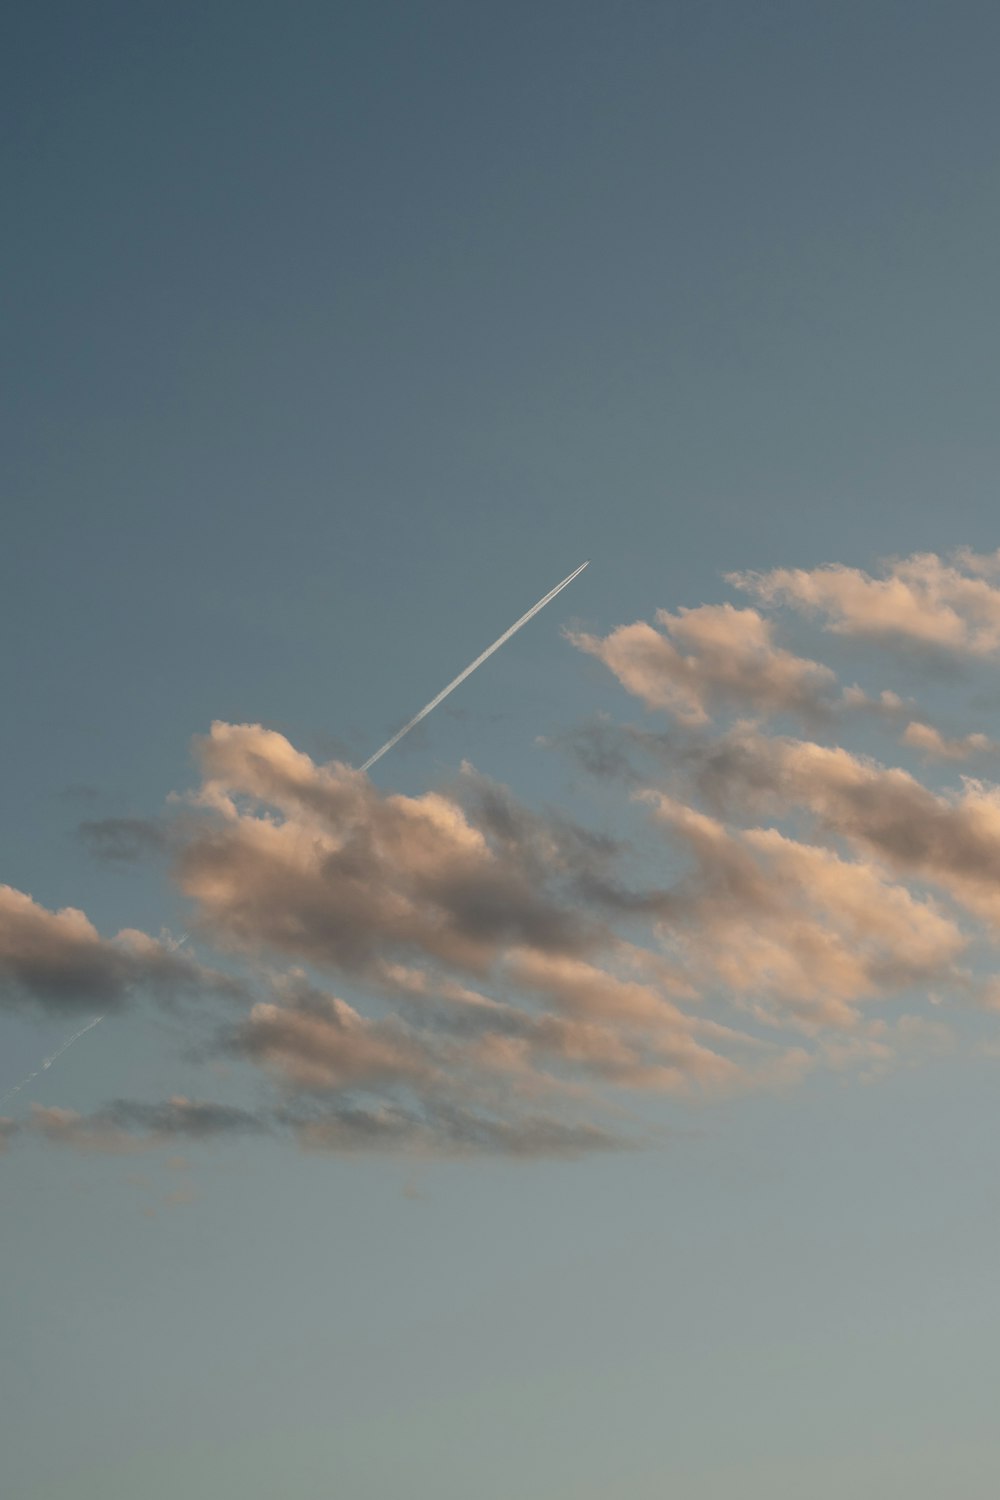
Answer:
(5, 1, 1000, 1495)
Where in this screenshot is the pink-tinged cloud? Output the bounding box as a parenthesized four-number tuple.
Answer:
(901, 721, 998, 762)
(568, 603, 845, 724)
(177, 723, 594, 976)
(235, 985, 439, 1095)
(690, 725, 1000, 926)
(729, 549, 1000, 656)
(643, 793, 966, 1029)
(21, 535, 1000, 1161)
(0, 884, 231, 1015)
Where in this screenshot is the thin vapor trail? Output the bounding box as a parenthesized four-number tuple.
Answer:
(0, 1015, 104, 1108)
(360, 561, 589, 772)
(0, 935, 188, 1110)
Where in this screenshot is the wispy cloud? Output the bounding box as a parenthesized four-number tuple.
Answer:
(681, 724, 1000, 927)
(78, 817, 169, 862)
(901, 721, 1000, 762)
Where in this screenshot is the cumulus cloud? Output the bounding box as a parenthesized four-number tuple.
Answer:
(643, 794, 966, 1030)
(901, 721, 998, 762)
(180, 726, 768, 1081)
(220, 947, 744, 1142)
(0, 885, 230, 1016)
(686, 725, 1000, 927)
(729, 548, 1000, 657)
(503, 949, 738, 1088)
(175, 722, 617, 982)
(5, 726, 762, 1158)
(14, 703, 993, 1158)
(14, 544, 1000, 1162)
(232, 977, 441, 1095)
(568, 604, 848, 725)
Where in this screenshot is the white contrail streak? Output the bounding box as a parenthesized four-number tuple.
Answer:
(0, 1015, 105, 1108)
(360, 561, 589, 773)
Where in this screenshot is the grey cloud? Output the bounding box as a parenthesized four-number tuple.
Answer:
(288, 1099, 629, 1159)
(21, 1093, 627, 1160)
(99, 1098, 267, 1138)
(685, 727, 1000, 924)
(28, 1098, 267, 1151)
(175, 723, 607, 980)
(230, 979, 439, 1095)
(222, 962, 734, 1110)
(551, 718, 645, 786)
(460, 765, 624, 875)
(78, 817, 169, 862)
(0, 884, 235, 1016)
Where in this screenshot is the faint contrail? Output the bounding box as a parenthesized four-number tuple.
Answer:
(0, 1015, 105, 1108)
(360, 561, 589, 773)
(0, 934, 189, 1110)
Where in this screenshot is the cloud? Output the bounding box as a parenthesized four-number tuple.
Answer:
(223, 957, 738, 1146)
(231, 977, 440, 1095)
(729, 549, 1000, 657)
(289, 1100, 628, 1159)
(179, 726, 765, 1089)
(28, 1098, 267, 1152)
(0, 885, 230, 1016)
(19, 544, 1000, 1163)
(819, 1014, 956, 1083)
(503, 949, 739, 1089)
(643, 794, 967, 1030)
(5, 726, 771, 1157)
(568, 603, 849, 725)
(687, 725, 1000, 926)
(24, 1091, 628, 1160)
(176, 722, 606, 979)
(901, 721, 998, 762)
(19, 704, 991, 1159)
(78, 817, 169, 862)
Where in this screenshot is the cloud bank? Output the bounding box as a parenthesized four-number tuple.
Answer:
(5, 547, 1000, 1161)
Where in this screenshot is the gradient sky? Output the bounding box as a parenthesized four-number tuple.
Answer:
(6, 3, 1000, 1497)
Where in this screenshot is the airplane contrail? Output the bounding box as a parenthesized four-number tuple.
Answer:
(360, 561, 589, 773)
(0, 1015, 105, 1109)
(0, 935, 189, 1111)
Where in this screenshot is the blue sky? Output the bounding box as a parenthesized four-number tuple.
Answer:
(5, 3, 1000, 1496)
